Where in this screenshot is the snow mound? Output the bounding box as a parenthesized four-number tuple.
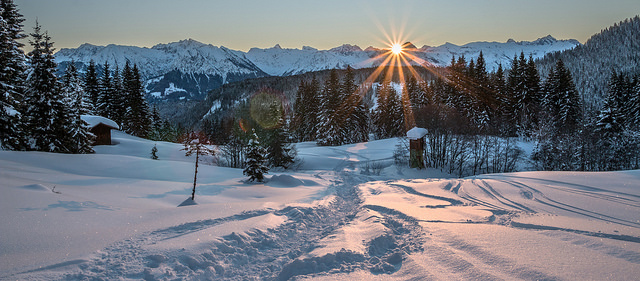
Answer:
(18, 184, 50, 192)
(267, 174, 305, 188)
(177, 197, 198, 207)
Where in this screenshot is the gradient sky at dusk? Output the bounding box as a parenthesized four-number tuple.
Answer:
(15, 0, 640, 51)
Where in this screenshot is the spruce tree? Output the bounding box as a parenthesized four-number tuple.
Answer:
(110, 64, 127, 129)
(291, 80, 308, 141)
(98, 61, 114, 119)
(340, 66, 368, 143)
(317, 69, 342, 145)
(304, 77, 320, 141)
(244, 133, 269, 182)
(126, 64, 151, 138)
(62, 62, 93, 153)
(23, 22, 71, 152)
(83, 60, 100, 113)
(0, 0, 27, 150)
(265, 115, 296, 169)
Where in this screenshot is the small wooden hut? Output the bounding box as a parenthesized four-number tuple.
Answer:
(406, 127, 427, 169)
(81, 115, 119, 145)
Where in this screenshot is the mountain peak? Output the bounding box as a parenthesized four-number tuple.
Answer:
(272, 44, 282, 50)
(402, 42, 417, 50)
(533, 35, 557, 45)
(329, 44, 363, 53)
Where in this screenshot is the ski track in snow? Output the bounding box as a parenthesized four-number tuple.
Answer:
(5, 151, 640, 280)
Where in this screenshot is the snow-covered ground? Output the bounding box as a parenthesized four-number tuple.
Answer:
(1, 131, 639, 280)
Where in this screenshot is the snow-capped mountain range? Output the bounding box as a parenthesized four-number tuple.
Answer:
(54, 36, 580, 101)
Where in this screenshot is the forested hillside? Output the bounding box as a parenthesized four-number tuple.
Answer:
(537, 16, 640, 108)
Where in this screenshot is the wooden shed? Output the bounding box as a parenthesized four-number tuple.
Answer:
(407, 127, 428, 169)
(81, 115, 119, 145)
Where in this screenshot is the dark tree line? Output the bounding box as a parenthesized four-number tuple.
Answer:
(292, 66, 369, 146)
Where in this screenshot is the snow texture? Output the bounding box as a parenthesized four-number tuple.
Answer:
(80, 114, 119, 129)
(406, 127, 428, 140)
(1, 131, 639, 280)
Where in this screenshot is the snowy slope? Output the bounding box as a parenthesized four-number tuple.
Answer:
(3, 132, 638, 280)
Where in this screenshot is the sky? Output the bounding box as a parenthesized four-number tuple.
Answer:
(15, 0, 640, 52)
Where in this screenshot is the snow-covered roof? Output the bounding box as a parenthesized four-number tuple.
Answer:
(81, 115, 119, 129)
(406, 127, 427, 140)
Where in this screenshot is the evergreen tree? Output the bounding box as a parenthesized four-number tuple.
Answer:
(125, 64, 151, 138)
(340, 66, 368, 143)
(373, 81, 403, 139)
(62, 62, 93, 154)
(61, 61, 90, 115)
(110, 64, 127, 129)
(0, 0, 27, 150)
(98, 61, 114, 119)
(317, 69, 343, 145)
(514, 55, 542, 137)
(149, 105, 163, 140)
(83, 60, 100, 113)
(244, 133, 269, 182)
(265, 114, 296, 169)
(544, 59, 583, 134)
(291, 79, 306, 140)
(23, 22, 72, 152)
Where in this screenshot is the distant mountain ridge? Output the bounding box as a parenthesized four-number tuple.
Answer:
(55, 35, 580, 101)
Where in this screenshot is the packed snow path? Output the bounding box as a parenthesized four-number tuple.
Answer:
(2, 135, 640, 280)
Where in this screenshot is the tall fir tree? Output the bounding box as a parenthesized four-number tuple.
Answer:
(98, 61, 114, 119)
(110, 64, 127, 129)
(317, 69, 343, 145)
(544, 59, 583, 134)
(125, 64, 151, 138)
(340, 66, 368, 143)
(62, 62, 94, 154)
(83, 59, 100, 113)
(0, 0, 27, 150)
(23, 21, 71, 152)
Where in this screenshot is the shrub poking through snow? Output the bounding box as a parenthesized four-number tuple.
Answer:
(150, 144, 159, 160)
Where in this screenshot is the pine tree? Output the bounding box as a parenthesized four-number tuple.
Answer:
(520, 55, 542, 136)
(110, 64, 127, 129)
(291, 80, 309, 141)
(62, 61, 90, 115)
(317, 69, 343, 145)
(373, 81, 403, 139)
(265, 113, 296, 169)
(149, 105, 163, 140)
(126, 64, 151, 138)
(98, 61, 114, 119)
(83, 60, 100, 113)
(0, 0, 27, 150)
(244, 133, 269, 182)
(62, 62, 93, 154)
(340, 66, 368, 143)
(544, 59, 582, 134)
(23, 21, 71, 152)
